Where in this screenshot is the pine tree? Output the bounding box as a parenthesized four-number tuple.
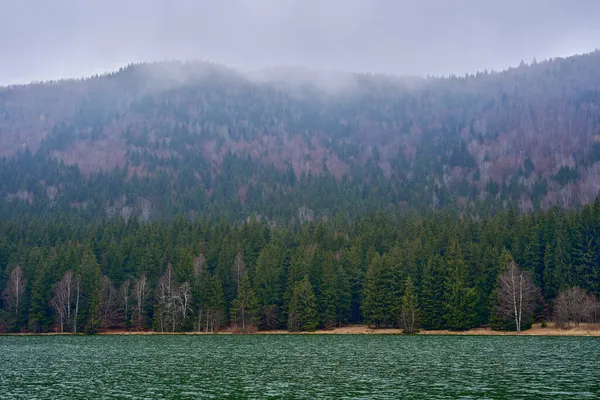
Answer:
(342, 243, 365, 323)
(361, 253, 394, 328)
(254, 244, 285, 329)
(542, 243, 555, 299)
(401, 275, 419, 334)
(572, 230, 598, 295)
(420, 255, 446, 330)
(288, 276, 318, 331)
(230, 275, 258, 332)
(319, 253, 351, 329)
(553, 228, 574, 291)
(522, 226, 544, 286)
(282, 244, 316, 324)
(202, 274, 226, 333)
(78, 246, 103, 333)
(544, 228, 573, 299)
(474, 245, 499, 326)
(443, 239, 477, 330)
(28, 260, 53, 333)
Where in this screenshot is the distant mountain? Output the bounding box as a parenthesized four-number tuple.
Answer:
(2, 51, 600, 222)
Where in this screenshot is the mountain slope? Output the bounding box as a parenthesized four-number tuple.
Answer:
(2, 52, 600, 221)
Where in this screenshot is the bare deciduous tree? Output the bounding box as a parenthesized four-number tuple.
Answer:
(497, 261, 539, 333)
(584, 295, 600, 323)
(178, 281, 193, 322)
(297, 206, 314, 224)
(132, 273, 148, 328)
(156, 264, 177, 332)
(105, 205, 117, 219)
(554, 287, 598, 327)
(431, 191, 440, 210)
(46, 186, 58, 204)
(99, 276, 119, 328)
(232, 251, 246, 293)
(121, 206, 133, 225)
(120, 279, 131, 324)
(559, 185, 573, 208)
(50, 270, 79, 333)
(73, 275, 81, 334)
(155, 264, 193, 332)
(2, 266, 26, 316)
(139, 199, 152, 223)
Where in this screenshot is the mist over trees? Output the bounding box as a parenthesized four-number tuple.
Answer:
(2, 52, 600, 333)
(2, 52, 600, 224)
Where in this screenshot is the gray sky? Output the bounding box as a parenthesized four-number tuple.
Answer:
(1, 0, 599, 85)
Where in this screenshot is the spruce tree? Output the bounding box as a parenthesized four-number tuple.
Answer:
(230, 275, 258, 332)
(420, 255, 446, 330)
(319, 254, 351, 328)
(361, 253, 394, 328)
(401, 275, 419, 334)
(522, 226, 544, 286)
(443, 239, 477, 330)
(254, 243, 285, 329)
(573, 231, 598, 295)
(77, 246, 103, 333)
(288, 276, 318, 331)
(28, 261, 52, 333)
(342, 243, 365, 323)
(202, 274, 226, 332)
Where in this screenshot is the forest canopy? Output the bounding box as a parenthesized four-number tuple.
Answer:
(2, 52, 600, 333)
(1, 203, 599, 333)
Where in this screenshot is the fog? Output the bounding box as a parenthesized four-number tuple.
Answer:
(1, 0, 599, 85)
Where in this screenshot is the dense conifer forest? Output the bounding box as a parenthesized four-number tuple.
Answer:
(2, 51, 600, 333)
(1, 204, 599, 333)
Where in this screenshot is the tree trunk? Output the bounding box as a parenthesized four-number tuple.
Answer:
(73, 279, 80, 334)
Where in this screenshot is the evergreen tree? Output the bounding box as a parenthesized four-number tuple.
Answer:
(78, 246, 103, 333)
(230, 275, 258, 332)
(28, 260, 53, 333)
(288, 276, 318, 331)
(522, 226, 544, 287)
(443, 239, 477, 330)
(361, 253, 394, 328)
(572, 231, 598, 295)
(202, 274, 226, 333)
(342, 243, 365, 323)
(319, 254, 351, 328)
(282, 244, 316, 324)
(254, 244, 285, 329)
(553, 228, 574, 292)
(420, 255, 446, 330)
(401, 275, 419, 333)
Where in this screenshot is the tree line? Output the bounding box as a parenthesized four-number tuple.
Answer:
(1, 201, 600, 333)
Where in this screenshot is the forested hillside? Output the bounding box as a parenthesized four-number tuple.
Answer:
(2, 52, 600, 333)
(2, 51, 600, 222)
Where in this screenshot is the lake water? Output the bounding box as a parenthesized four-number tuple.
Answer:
(0, 335, 598, 399)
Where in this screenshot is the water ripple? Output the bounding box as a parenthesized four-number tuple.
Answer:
(0, 335, 599, 399)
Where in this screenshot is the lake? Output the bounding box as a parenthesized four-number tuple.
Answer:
(0, 335, 598, 399)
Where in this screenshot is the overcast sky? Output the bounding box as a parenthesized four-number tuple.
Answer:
(1, 0, 599, 85)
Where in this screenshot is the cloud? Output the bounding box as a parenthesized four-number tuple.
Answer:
(1, 0, 599, 84)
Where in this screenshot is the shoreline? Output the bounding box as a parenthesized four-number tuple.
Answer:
(3, 323, 600, 337)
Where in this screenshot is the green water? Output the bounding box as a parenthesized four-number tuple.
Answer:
(0, 335, 598, 399)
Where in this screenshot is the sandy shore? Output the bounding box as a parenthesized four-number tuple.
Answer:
(243, 323, 600, 336)
(4, 323, 600, 336)
(95, 323, 600, 336)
